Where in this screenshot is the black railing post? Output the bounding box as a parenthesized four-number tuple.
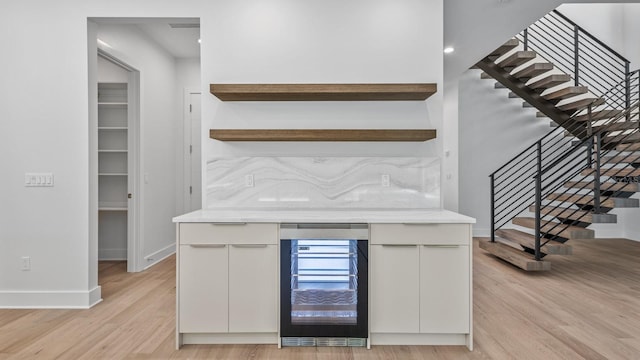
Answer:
(594, 132, 602, 214)
(586, 104, 593, 167)
(523, 28, 529, 51)
(490, 174, 496, 242)
(574, 26, 580, 86)
(626, 61, 631, 121)
(534, 140, 542, 261)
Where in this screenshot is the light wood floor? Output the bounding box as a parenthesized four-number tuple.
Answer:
(2, 238, 640, 359)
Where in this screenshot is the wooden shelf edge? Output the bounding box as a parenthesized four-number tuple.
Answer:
(209, 129, 436, 142)
(210, 83, 437, 101)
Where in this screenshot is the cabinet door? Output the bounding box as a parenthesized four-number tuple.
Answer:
(370, 244, 420, 333)
(420, 245, 470, 333)
(179, 244, 228, 333)
(229, 244, 278, 333)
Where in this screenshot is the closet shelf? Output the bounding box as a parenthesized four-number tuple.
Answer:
(210, 83, 437, 101)
(209, 129, 436, 142)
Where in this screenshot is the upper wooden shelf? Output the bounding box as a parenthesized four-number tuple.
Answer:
(209, 83, 437, 101)
(210, 129, 436, 142)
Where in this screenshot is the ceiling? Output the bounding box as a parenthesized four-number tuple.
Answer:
(93, 17, 201, 59)
(137, 20, 200, 59)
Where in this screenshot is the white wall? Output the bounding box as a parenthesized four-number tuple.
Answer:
(0, 0, 444, 308)
(458, 70, 555, 236)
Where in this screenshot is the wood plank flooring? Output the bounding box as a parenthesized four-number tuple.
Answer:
(1, 238, 640, 359)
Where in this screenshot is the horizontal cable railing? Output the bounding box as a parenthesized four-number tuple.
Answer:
(490, 70, 640, 260)
(516, 10, 630, 102)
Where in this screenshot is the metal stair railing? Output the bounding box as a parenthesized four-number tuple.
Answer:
(490, 70, 640, 261)
(518, 10, 631, 109)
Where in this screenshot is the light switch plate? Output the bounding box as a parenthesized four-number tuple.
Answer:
(25, 173, 54, 187)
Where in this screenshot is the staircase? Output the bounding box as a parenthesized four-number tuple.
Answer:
(475, 10, 640, 271)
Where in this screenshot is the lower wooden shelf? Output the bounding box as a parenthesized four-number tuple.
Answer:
(209, 129, 436, 142)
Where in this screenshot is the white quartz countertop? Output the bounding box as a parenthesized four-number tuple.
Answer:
(172, 209, 475, 224)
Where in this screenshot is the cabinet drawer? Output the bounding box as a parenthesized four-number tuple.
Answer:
(179, 223, 278, 245)
(370, 223, 470, 245)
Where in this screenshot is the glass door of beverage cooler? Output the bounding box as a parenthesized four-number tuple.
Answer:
(280, 225, 368, 339)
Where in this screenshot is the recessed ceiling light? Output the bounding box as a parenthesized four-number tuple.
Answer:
(444, 47, 455, 54)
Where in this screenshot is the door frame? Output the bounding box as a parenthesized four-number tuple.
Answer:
(95, 49, 142, 273)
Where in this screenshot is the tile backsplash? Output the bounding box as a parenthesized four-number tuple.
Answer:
(206, 157, 440, 209)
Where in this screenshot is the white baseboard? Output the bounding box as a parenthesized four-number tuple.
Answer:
(99, 248, 127, 261)
(143, 243, 175, 270)
(0, 286, 102, 309)
(472, 227, 490, 237)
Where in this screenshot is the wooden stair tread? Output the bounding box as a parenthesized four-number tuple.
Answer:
(498, 51, 536, 68)
(495, 229, 572, 255)
(528, 205, 617, 223)
(558, 97, 604, 112)
(489, 38, 520, 58)
(604, 132, 640, 145)
(546, 193, 639, 208)
(513, 217, 594, 239)
(574, 109, 624, 122)
(508, 91, 519, 98)
(564, 181, 640, 193)
(512, 62, 554, 80)
(602, 154, 640, 163)
(616, 143, 640, 151)
(494, 82, 507, 89)
(543, 86, 588, 101)
(529, 74, 571, 90)
(581, 167, 640, 177)
(536, 111, 548, 118)
(594, 121, 639, 132)
(479, 239, 551, 271)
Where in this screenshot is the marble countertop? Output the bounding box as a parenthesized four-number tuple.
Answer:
(173, 209, 475, 224)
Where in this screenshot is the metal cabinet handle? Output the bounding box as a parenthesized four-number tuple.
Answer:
(231, 244, 268, 248)
(188, 244, 226, 248)
(381, 244, 418, 247)
(422, 244, 460, 248)
(210, 222, 247, 225)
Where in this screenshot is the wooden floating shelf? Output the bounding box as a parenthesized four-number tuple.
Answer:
(210, 83, 437, 101)
(209, 129, 436, 142)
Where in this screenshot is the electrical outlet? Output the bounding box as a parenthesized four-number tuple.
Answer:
(245, 174, 254, 187)
(21, 256, 31, 271)
(381, 174, 390, 187)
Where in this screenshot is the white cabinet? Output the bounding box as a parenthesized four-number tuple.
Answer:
(229, 244, 278, 333)
(370, 245, 419, 333)
(177, 222, 278, 346)
(179, 244, 228, 333)
(370, 223, 472, 349)
(420, 244, 469, 333)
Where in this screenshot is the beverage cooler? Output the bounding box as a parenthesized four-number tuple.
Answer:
(280, 223, 368, 347)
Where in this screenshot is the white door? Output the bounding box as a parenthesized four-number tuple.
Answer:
(370, 244, 420, 333)
(184, 92, 201, 212)
(179, 244, 229, 332)
(228, 244, 278, 332)
(419, 245, 470, 333)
